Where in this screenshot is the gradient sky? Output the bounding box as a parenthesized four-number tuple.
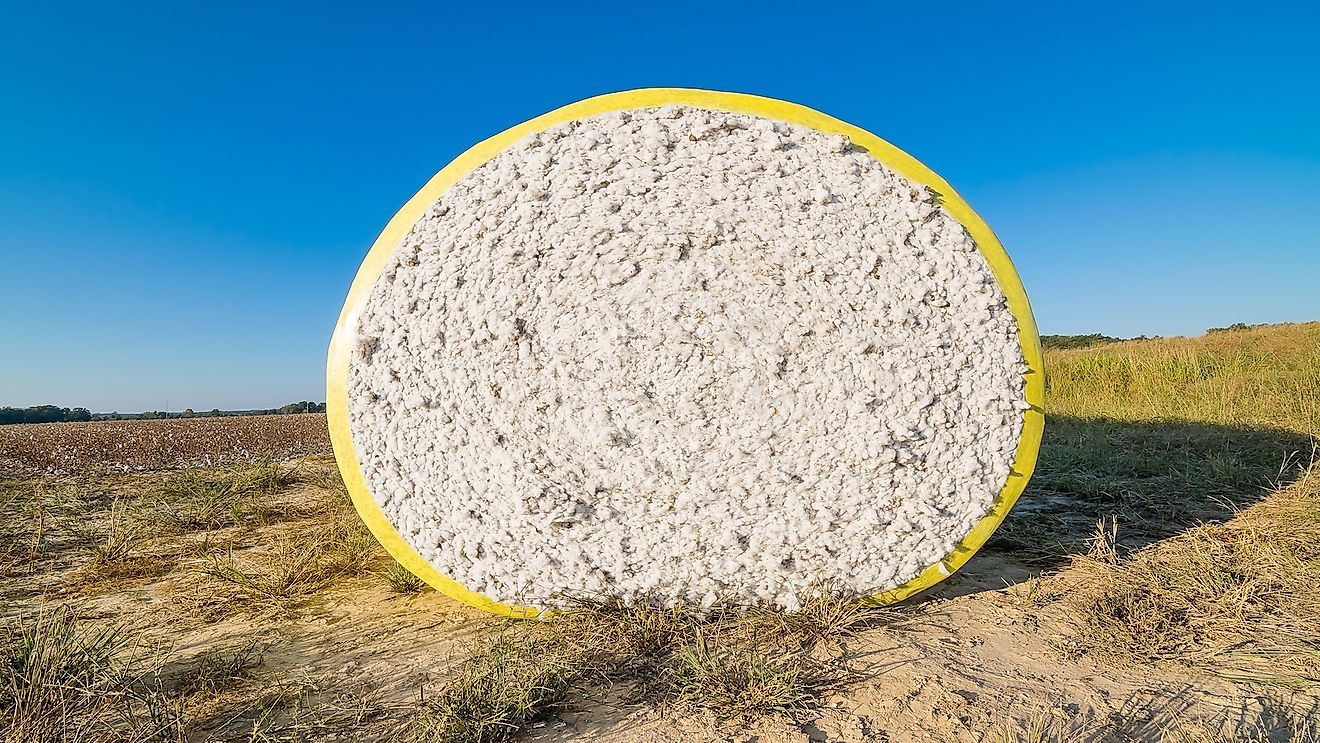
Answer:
(2, 2, 1317, 412)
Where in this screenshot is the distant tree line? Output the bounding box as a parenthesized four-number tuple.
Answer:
(0, 405, 93, 425)
(1040, 334, 1147, 350)
(0, 402, 326, 425)
(1043, 322, 1299, 350)
(275, 401, 325, 415)
(1206, 322, 1268, 334)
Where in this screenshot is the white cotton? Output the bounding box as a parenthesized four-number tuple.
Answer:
(347, 106, 1026, 611)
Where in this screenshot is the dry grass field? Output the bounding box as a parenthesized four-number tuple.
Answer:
(1, 323, 1317, 742)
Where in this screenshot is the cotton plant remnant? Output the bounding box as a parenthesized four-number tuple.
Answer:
(348, 105, 1027, 611)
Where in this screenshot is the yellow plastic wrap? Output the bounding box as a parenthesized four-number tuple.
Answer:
(326, 89, 1045, 617)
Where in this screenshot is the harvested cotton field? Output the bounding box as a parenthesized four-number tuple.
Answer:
(343, 105, 1031, 611)
(0, 415, 332, 474)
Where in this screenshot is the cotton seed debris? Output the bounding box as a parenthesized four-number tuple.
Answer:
(348, 105, 1028, 612)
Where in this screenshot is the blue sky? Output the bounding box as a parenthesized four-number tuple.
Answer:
(2, 2, 1317, 411)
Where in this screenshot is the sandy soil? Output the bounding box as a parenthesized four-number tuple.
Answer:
(2, 460, 1311, 743)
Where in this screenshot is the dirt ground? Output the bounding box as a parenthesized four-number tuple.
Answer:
(2, 457, 1312, 742)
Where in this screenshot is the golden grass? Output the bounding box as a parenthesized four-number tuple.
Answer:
(1066, 461, 1320, 687)
(1050, 323, 1320, 689)
(997, 322, 1319, 564)
(1044, 322, 1319, 434)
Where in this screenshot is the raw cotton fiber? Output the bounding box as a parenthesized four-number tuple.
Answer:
(348, 105, 1027, 611)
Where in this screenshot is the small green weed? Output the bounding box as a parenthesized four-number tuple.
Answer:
(384, 563, 429, 594)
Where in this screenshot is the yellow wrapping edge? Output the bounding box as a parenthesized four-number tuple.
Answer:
(326, 88, 1045, 618)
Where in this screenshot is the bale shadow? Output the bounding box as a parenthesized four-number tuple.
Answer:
(932, 414, 1312, 597)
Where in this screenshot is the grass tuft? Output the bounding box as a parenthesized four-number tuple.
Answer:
(384, 562, 429, 594)
(0, 607, 187, 743)
(199, 517, 381, 616)
(411, 633, 579, 743)
(750, 588, 893, 651)
(664, 627, 821, 720)
(175, 642, 264, 698)
(65, 497, 178, 593)
(990, 706, 1320, 743)
(554, 597, 692, 660)
(0, 607, 123, 707)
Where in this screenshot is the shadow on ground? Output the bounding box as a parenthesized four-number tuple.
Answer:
(929, 414, 1312, 598)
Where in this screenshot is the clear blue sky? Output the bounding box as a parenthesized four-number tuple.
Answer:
(2, 3, 1317, 412)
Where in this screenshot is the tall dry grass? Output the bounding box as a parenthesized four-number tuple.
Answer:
(1044, 322, 1319, 434)
(1052, 323, 1320, 689)
(1067, 461, 1320, 687)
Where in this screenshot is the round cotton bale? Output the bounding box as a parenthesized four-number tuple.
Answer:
(327, 89, 1043, 617)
